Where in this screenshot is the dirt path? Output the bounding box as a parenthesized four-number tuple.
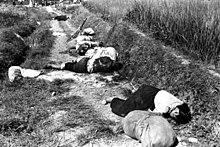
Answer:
(36, 5, 201, 147)
(37, 6, 143, 147)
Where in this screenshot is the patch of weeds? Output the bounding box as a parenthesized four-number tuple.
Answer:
(0, 118, 33, 136)
(0, 77, 70, 146)
(0, 28, 29, 78)
(47, 95, 118, 145)
(0, 11, 25, 28)
(49, 79, 75, 95)
(22, 26, 55, 70)
(77, 124, 115, 146)
(0, 78, 50, 130)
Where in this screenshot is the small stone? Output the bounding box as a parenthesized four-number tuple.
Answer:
(188, 137, 198, 143)
(101, 100, 107, 105)
(51, 92, 56, 96)
(176, 142, 187, 147)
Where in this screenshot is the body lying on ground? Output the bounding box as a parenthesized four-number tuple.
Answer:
(80, 28, 95, 36)
(76, 41, 100, 55)
(45, 45, 122, 73)
(67, 28, 96, 51)
(8, 66, 44, 82)
(53, 15, 69, 21)
(122, 110, 179, 147)
(110, 85, 192, 124)
(44, 57, 123, 73)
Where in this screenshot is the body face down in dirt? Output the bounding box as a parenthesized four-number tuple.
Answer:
(111, 85, 192, 124)
(122, 110, 179, 147)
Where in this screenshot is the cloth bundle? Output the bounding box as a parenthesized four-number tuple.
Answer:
(122, 110, 178, 147)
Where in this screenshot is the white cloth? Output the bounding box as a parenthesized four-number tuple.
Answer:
(81, 28, 95, 36)
(76, 41, 99, 50)
(154, 90, 183, 114)
(76, 35, 93, 50)
(122, 110, 178, 147)
(8, 66, 22, 82)
(21, 69, 42, 78)
(86, 47, 118, 73)
(76, 35, 93, 44)
(8, 66, 42, 82)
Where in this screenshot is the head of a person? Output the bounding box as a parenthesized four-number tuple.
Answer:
(98, 41, 104, 47)
(9, 68, 22, 82)
(170, 103, 192, 124)
(77, 44, 89, 56)
(111, 62, 123, 71)
(81, 28, 95, 36)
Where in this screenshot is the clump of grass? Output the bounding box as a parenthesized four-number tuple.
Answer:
(0, 11, 25, 28)
(125, 0, 220, 65)
(48, 95, 117, 146)
(0, 28, 29, 78)
(22, 26, 55, 69)
(83, 0, 133, 22)
(77, 124, 115, 146)
(67, 6, 111, 43)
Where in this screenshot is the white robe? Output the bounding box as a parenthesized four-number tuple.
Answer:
(8, 66, 42, 82)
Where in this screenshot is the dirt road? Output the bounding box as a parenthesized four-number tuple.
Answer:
(37, 6, 144, 147)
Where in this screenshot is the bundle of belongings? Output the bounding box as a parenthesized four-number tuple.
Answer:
(122, 110, 179, 147)
(45, 27, 123, 73)
(8, 66, 44, 82)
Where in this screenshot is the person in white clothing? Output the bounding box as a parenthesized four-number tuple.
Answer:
(44, 46, 122, 73)
(67, 28, 97, 53)
(8, 66, 44, 82)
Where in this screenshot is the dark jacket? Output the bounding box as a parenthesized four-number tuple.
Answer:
(110, 85, 161, 117)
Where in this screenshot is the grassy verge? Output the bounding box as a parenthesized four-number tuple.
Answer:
(0, 5, 56, 146)
(65, 5, 220, 146)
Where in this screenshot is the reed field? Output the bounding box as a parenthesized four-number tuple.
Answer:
(86, 0, 220, 65)
(85, 0, 134, 22)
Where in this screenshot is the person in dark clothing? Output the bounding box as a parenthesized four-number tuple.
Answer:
(62, 57, 90, 73)
(53, 15, 69, 21)
(110, 85, 192, 124)
(13, 0, 16, 5)
(44, 56, 123, 73)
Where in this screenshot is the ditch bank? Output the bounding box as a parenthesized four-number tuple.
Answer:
(63, 5, 220, 146)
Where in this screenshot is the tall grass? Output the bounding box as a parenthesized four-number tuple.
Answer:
(125, 0, 220, 65)
(84, 0, 133, 22)
(0, 11, 25, 28)
(85, 0, 220, 65)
